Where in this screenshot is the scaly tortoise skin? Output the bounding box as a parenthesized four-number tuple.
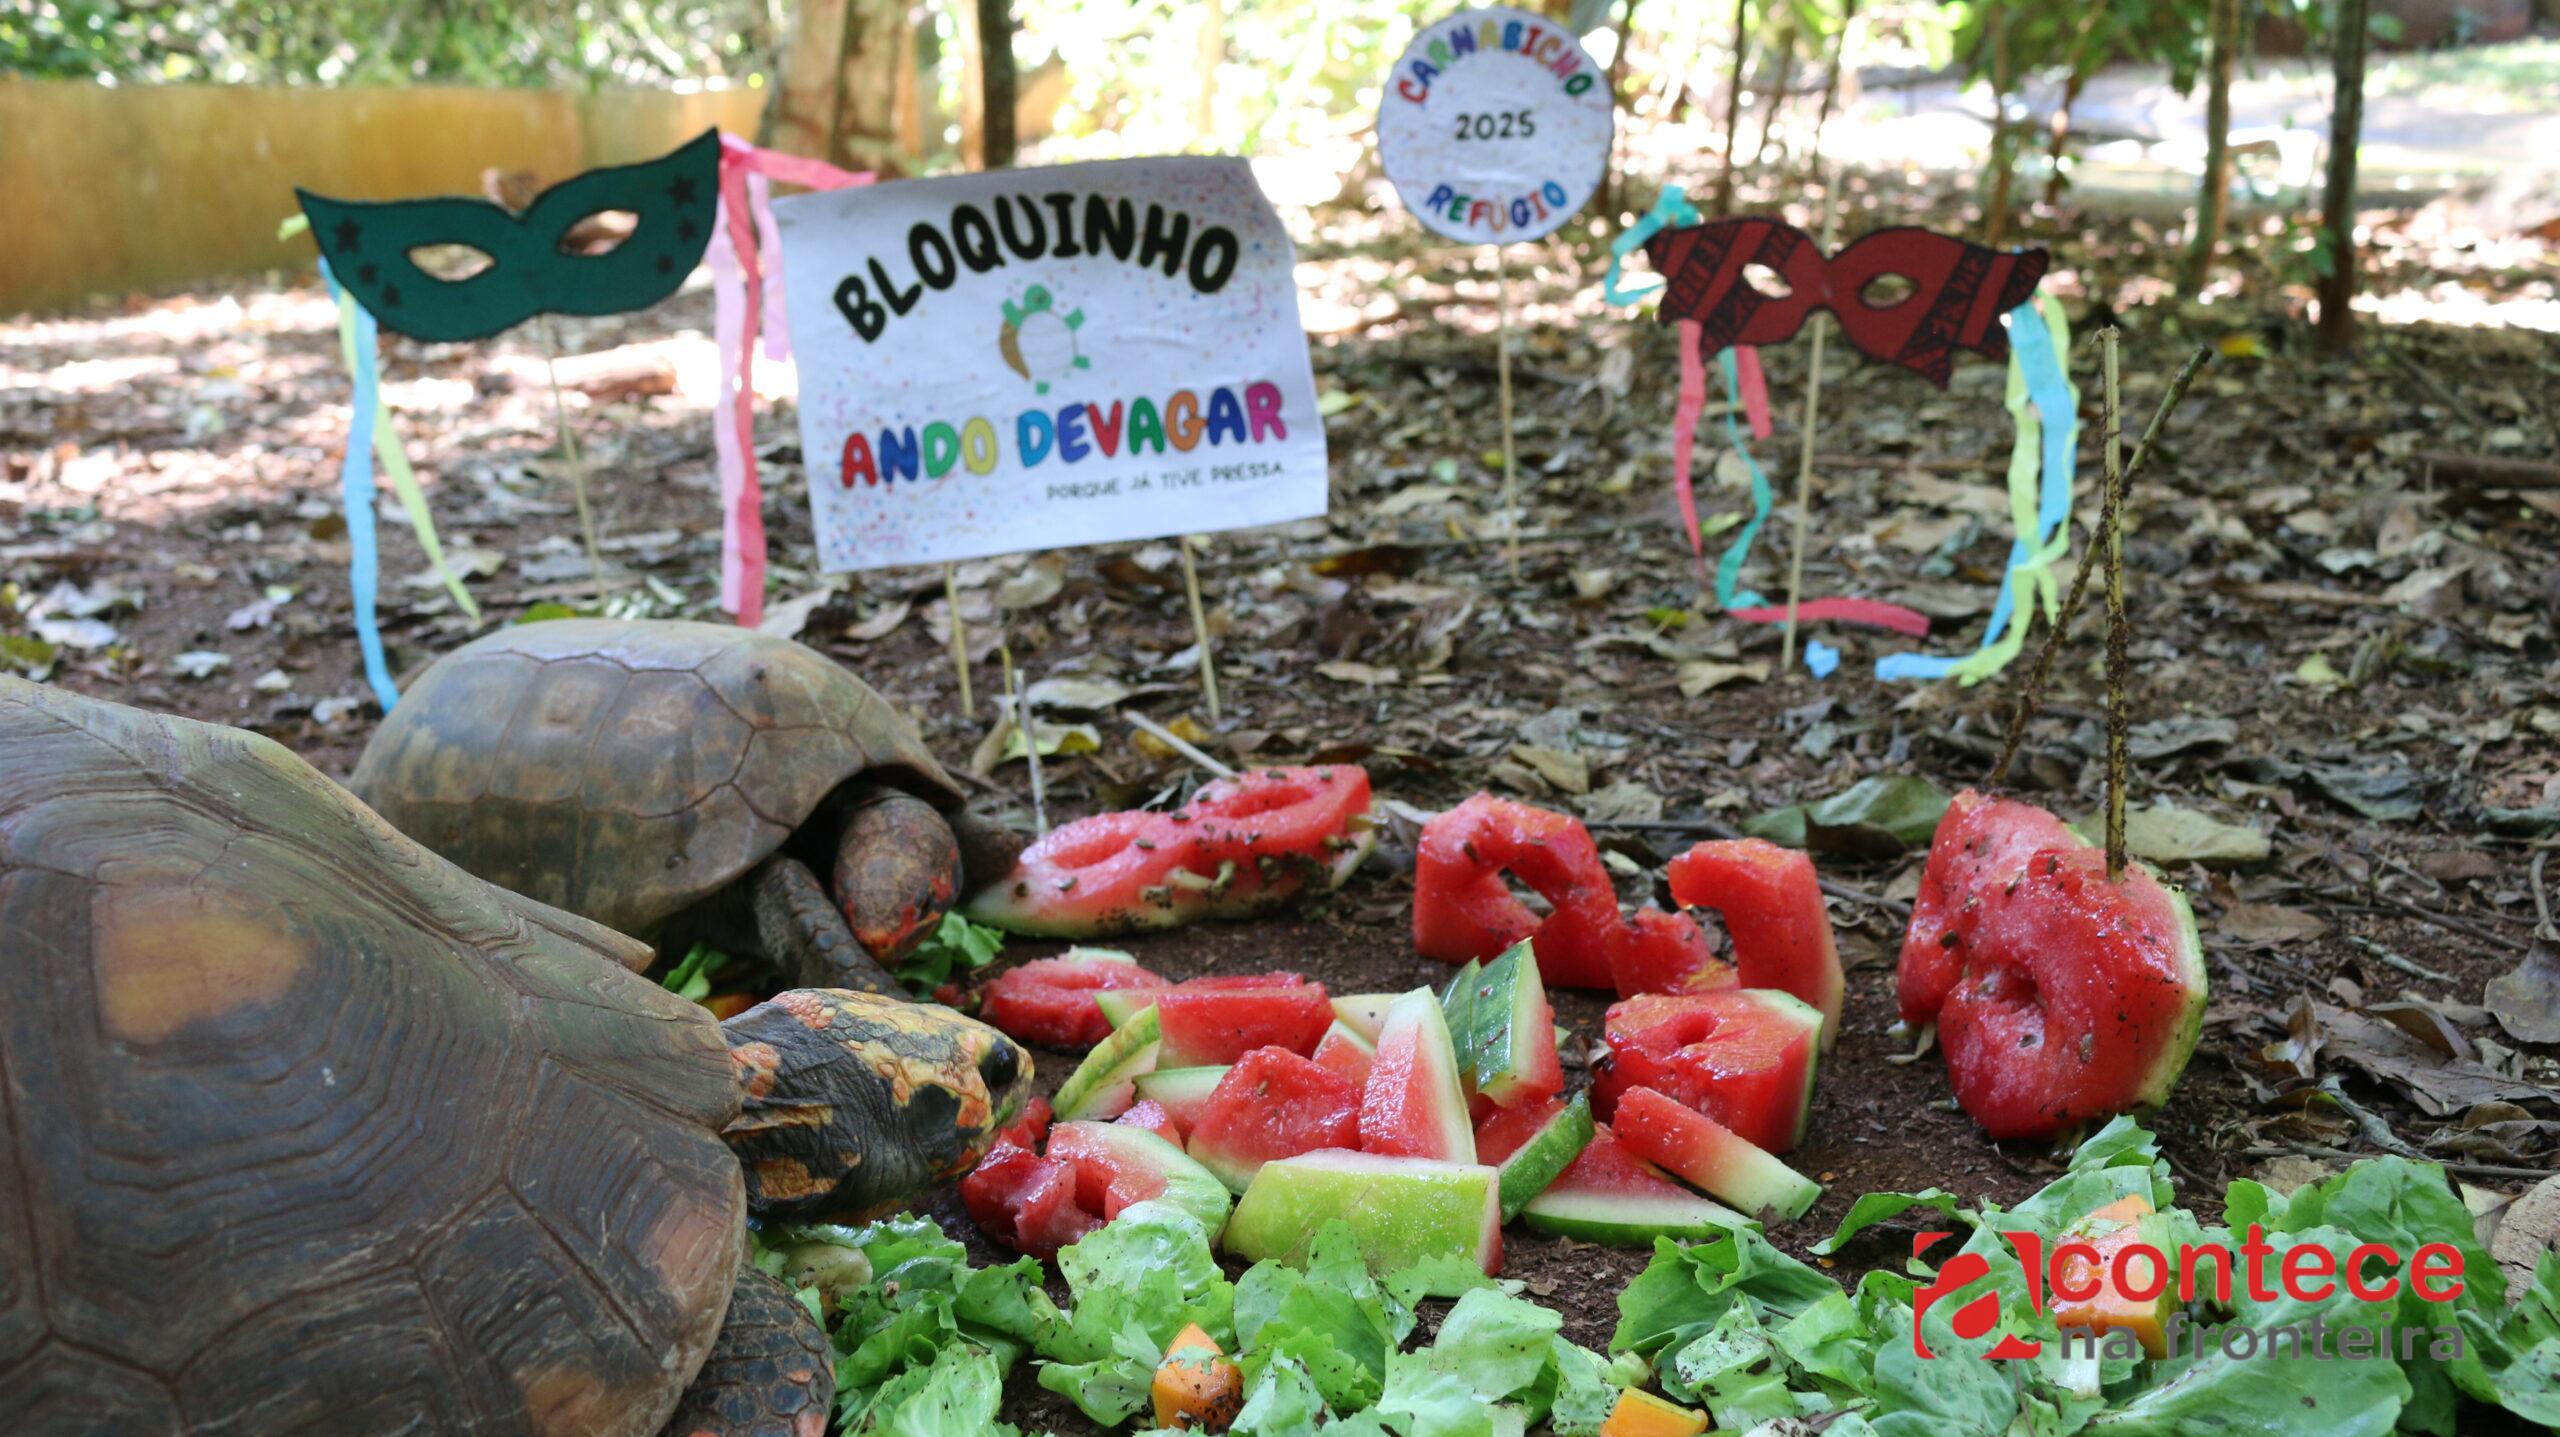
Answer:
(0, 678, 1029, 1436)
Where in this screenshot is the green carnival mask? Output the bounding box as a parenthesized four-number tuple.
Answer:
(296, 129, 720, 342)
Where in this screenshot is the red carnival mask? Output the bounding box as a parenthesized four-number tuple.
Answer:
(1643, 219, 2049, 386)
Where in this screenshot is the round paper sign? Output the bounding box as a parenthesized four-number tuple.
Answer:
(1377, 6, 1615, 246)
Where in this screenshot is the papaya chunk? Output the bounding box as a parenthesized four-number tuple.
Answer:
(1151, 1323, 1243, 1431)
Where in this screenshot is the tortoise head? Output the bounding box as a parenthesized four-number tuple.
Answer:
(718, 990, 1031, 1222)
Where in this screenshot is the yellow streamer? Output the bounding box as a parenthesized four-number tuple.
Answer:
(330, 286, 480, 621)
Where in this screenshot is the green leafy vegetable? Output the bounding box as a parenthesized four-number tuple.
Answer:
(895, 911, 1006, 995)
(661, 942, 730, 1002)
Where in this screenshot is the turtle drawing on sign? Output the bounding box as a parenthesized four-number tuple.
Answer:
(999, 283, 1091, 394)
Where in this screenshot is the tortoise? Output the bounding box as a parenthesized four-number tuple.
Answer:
(0, 676, 1032, 1436)
(350, 618, 1023, 997)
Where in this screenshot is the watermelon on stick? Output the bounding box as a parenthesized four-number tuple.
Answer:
(1896, 790, 2081, 1028)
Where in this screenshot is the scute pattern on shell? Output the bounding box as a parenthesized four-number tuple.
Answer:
(653, 1267, 834, 1437)
(0, 676, 746, 1437)
(349, 619, 965, 940)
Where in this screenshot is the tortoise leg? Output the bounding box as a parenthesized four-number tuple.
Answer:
(656, 1265, 833, 1437)
(748, 855, 902, 997)
(829, 788, 965, 964)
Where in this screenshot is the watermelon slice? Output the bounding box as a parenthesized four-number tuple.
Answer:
(1413, 793, 1622, 989)
(1666, 839, 1845, 1051)
(1591, 989, 1823, 1154)
(1181, 765, 1377, 912)
(961, 1146, 1100, 1259)
(1439, 940, 1565, 1108)
(1131, 1065, 1229, 1132)
(978, 949, 1169, 1048)
(1155, 980, 1334, 1067)
(966, 809, 1200, 937)
(1310, 1020, 1376, 1086)
(1225, 1151, 1503, 1284)
(1897, 790, 2081, 1027)
(1473, 1092, 1595, 1222)
(1609, 905, 1737, 999)
(1613, 1086, 1821, 1221)
(1184, 1046, 1364, 1192)
(1936, 846, 2207, 1140)
(1045, 1120, 1233, 1239)
(1053, 1004, 1162, 1119)
(1330, 993, 1398, 1044)
(1360, 988, 1475, 1163)
(1519, 1125, 1748, 1244)
(1094, 970, 1307, 1031)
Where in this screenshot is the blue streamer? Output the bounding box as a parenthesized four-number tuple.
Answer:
(1874, 298, 2078, 682)
(1712, 349, 1773, 611)
(318, 259, 401, 713)
(1804, 640, 1841, 678)
(1602, 186, 1702, 307)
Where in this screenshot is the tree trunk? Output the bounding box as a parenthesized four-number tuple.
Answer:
(772, 0, 916, 173)
(1750, 23, 1797, 171)
(1195, 0, 1224, 144)
(1806, 0, 1860, 182)
(1982, 2, 2015, 248)
(1606, 0, 1642, 216)
(2317, 0, 2368, 352)
(959, 0, 1018, 169)
(2180, 0, 2241, 292)
(1713, 0, 1751, 214)
(2042, 2, 2108, 206)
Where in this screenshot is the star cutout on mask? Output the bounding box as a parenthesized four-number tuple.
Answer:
(381, 282, 402, 308)
(332, 219, 361, 254)
(668, 176, 698, 205)
(357, 263, 379, 283)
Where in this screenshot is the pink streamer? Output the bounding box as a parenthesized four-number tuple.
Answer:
(706, 134, 875, 629)
(1734, 345, 1773, 440)
(1728, 596, 1933, 636)
(749, 173, 789, 363)
(1670, 320, 1709, 589)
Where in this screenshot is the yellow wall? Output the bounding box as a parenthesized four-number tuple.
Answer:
(0, 78, 767, 316)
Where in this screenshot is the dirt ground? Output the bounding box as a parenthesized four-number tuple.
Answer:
(6, 159, 2556, 1431)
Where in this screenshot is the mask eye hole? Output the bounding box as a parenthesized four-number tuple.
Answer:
(1741, 263, 1793, 299)
(1860, 273, 1917, 309)
(406, 244, 496, 282)
(558, 209, 639, 258)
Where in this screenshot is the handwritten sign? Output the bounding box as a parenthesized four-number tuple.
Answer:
(776, 157, 1328, 572)
(1377, 6, 1614, 245)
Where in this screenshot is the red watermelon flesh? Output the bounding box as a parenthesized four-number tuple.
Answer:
(1473, 1095, 1568, 1165)
(1185, 1046, 1364, 1191)
(1610, 906, 1738, 998)
(1592, 989, 1823, 1154)
(979, 953, 1171, 1048)
(1666, 839, 1844, 1051)
(960, 1146, 1101, 1260)
(1938, 846, 2208, 1140)
(1116, 1098, 1183, 1144)
(1413, 793, 1622, 988)
(966, 809, 1200, 937)
(1154, 980, 1334, 1067)
(1897, 790, 2081, 1027)
(1183, 765, 1375, 910)
(1310, 1022, 1376, 1087)
(1545, 1124, 1696, 1200)
(1360, 990, 1476, 1163)
(993, 1095, 1054, 1155)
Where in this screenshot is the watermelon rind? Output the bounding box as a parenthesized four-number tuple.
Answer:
(1520, 1186, 1749, 1244)
(1448, 940, 1559, 1106)
(1094, 986, 1164, 1030)
(1436, 960, 1483, 1084)
(1619, 1089, 1823, 1222)
(1047, 1120, 1233, 1241)
(2132, 870, 2210, 1110)
(1493, 1092, 1595, 1222)
(1331, 993, 1399, 1044)
(1363, 988, 1476, 1163)
(1224, 1150, 1501, 1286)
(1742, 987, 1826, 1149)
(1055, 1005, 1161, 1119)
(1132, 1064, 1230, 1129)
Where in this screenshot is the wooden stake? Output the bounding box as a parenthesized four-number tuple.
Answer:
(1494, 244, 1521, 581)
(1778, 178, 1840, 673)
(1125, 710, 1237, 780)
(1000, 641, 1048, 836)
(943, 563, 974, 718)
(2100, 329, 2129, 880)
(1179, 535, 1222, 723)
(538, 318, 609, 611)
(1989, 343, 2213, 789)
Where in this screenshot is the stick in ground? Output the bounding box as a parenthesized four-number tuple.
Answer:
(1180, 535, 1222, 723)
(1495, 244, 1521, 580)
(1778, 174, 1842, 672)
(538, 318, 610, 610)
(944, 563, 974, 719)
(2099, 329, 2129, 878)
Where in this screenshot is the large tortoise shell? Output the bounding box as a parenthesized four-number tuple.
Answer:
(350, 619, 965, 940)
(0, 677, 745, 1437)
